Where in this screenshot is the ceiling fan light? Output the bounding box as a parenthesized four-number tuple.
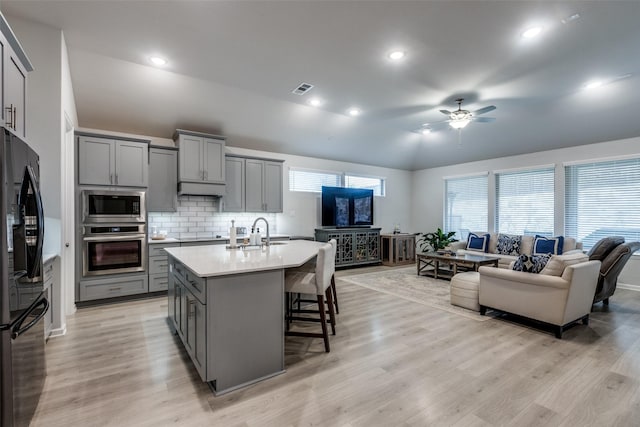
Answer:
(449, 119, 471, 129)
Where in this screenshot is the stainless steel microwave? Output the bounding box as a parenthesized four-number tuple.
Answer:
(81, 190, 146, 224)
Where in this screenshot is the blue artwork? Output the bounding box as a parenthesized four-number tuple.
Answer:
(335, 197, 350, 227)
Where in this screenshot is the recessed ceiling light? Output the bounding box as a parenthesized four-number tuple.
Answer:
(348, 108, 361, 116)
(584, 80, 604, 90)
(309, 98, 323, 107)
(149, 56, 167, 66)
(561, 13, 580, 24)
(420, 128, 431, 135)
(388, 50, 406, 61)
(521, 26, 543, 39)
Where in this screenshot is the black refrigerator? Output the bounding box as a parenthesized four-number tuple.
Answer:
(0, 127, 48, 427)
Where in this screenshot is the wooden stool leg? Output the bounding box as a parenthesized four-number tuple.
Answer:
(317, 295, 330, 352)
(331, 275, 339, 314)
(326, 287, 336, 336)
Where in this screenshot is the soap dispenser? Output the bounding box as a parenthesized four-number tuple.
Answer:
(229, 220, 237, 248)
(250, 227, 257, 245)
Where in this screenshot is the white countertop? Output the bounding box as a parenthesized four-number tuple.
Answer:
(164, 240, 325, 277)
(148, 234, 290, 244)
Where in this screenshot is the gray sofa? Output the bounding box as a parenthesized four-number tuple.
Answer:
(449, 233, 583, 268)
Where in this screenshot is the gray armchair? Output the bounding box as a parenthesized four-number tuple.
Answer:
(590, 240, 640, 305)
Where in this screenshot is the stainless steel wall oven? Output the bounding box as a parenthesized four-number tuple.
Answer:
(82, 224, 146, 277)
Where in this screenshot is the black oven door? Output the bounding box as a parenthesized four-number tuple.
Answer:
(82, 235, 146, 277)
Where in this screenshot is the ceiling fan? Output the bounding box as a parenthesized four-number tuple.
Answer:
(422, 98, 496, 133)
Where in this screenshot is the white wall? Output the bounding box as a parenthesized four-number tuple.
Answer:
(411, 136, 640, 286)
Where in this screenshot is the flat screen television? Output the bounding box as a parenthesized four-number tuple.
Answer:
(321, 186, 374, 227)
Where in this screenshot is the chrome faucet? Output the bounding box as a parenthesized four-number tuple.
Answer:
(252, 217, 270, 246)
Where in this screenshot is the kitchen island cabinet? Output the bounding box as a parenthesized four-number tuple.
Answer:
(165, 240, 324, 395)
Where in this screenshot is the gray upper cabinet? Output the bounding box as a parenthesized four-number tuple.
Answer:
(174, 130, 226, 196)
(245, 159, 264, 212)
(224, 155, 283, 213)
(178, 134, 203, 182)
(264, 161, 283, 213)
(1, 15, 33, 138)
(175, 130, 225, 184)
(77, 134, 148, 187)
(148, 147, 178, 212)
(223, 156, 245, 212)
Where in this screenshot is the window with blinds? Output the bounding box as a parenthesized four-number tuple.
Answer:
(345, 174, 385, 196)
(444, 174, 488, 240)
(565, 157, 640, 250)
(495, 167, 555, 236)
(288, 168, 342, 193)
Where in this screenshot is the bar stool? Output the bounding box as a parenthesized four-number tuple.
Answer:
(328, 239, 339, 314)
(285, 242, 336, 352)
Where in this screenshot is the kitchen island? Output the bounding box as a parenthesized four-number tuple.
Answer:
(164, 240, 324, 395)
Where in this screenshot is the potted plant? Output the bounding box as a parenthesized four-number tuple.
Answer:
(418, 228, 458, 252)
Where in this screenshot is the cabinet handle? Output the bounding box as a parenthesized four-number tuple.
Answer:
(4, 105, 14, 129)
(115, 174, 119, 185)
(188, 300, 196, 318)
(109, 287, 122, 292)
(110, 174, 114, 184)
(13, 106, 16, 130)
(204, 170, 208, 180)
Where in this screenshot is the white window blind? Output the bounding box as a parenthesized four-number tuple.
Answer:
(495, 167, 555, 236)
(289, 168, 341, 193)
(345, 174, 385, 196)
(565, 158, 640, 250)
(444, 175, 488, 240)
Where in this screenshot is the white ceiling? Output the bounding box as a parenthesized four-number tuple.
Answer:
(4, 1, 640, 171)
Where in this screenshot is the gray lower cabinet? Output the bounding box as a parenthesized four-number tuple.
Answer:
(148, 242, 180, 292)
(78, 275, 148, 301)
(148, 147, 178, 212)
(224, 155, 283, 213)
(168, 257, 284, 393)
(77, 134, 149, 187)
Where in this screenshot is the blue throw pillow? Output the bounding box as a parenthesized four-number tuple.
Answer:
(533, 235, 564, 255)
(466, 233, 490, 253)
(512, 253, 552, 273)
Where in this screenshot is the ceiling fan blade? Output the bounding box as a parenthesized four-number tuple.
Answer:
(474, 116, 496, 123)
(425, 121, 452, 131)
(439, 109, 452, 116)
(473, 105, 496, 115)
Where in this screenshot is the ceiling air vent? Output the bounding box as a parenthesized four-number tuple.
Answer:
(292, 82, 314, 95)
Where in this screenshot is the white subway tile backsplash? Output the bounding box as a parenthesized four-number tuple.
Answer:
(149, 196, 276, 239)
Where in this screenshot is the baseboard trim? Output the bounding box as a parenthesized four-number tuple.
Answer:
(49, 326, 67, 338)
(618, 283, 640, 292)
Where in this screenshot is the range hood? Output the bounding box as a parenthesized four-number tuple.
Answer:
(178, 182, 225, 197)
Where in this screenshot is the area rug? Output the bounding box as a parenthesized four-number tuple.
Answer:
(340, 267, 491, 321)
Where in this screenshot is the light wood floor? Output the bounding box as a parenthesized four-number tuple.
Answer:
(31, 266, 640, 426)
